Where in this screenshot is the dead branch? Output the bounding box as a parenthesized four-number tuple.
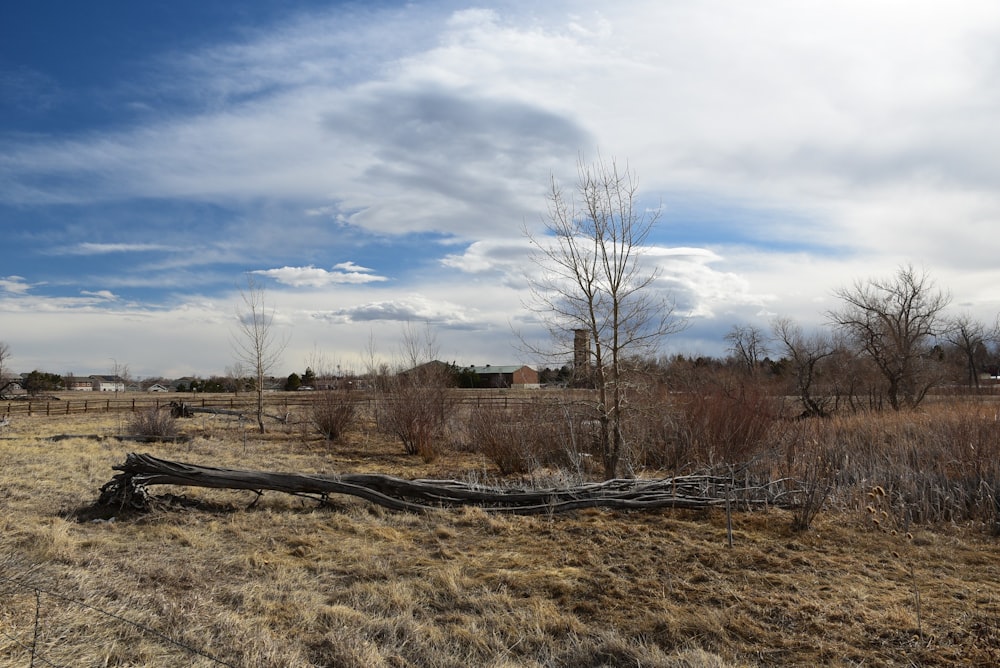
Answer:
(98, 453, 801, 515)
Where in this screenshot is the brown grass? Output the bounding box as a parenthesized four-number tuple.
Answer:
(2, 396, 1000, 666)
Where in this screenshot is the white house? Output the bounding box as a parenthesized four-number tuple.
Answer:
(90, 375, 126, 392)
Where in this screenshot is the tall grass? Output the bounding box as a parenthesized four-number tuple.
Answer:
(462, 388, 1000, 527)
(755, 400, 1000, 527)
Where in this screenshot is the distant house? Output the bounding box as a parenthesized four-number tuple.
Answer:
(469, 365, 540, 389)
(146, 383, 170, 393)
(398, 360, 455, 384)
(64, 376, 93, 392)
(90, 375, 126, 392)
(397, 361, 541, 389)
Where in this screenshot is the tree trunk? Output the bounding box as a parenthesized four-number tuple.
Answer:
(98, 453, 798, 515)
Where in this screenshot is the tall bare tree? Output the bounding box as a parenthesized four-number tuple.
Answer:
(943, 314, 995, 390)
(828, 264, 951, 410)
(224, 362, 248, 394)
(232, 274, 287, 433)
(0, 342, 12, 398)
(526, 156, 684, 478)
(725, 324, 769, 376)
(110, 358, 130, 397)
(771, 317, 837, 417)
(398, 320, 439, 371)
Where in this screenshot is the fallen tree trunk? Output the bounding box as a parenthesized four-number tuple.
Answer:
(98, 453, 800, 515)
(169, 401, 289, 424)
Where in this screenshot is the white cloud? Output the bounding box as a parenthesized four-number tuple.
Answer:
(332, 261, 375, 273)
(80, 290, 118, 300)
(440, 238, 534, 281)
(312, 294, 479, 328)
(252, 265, 388, 287)
(0, 276, 32, 294)
(6, 1, 1000, 374)
(61, 242, 176, 255)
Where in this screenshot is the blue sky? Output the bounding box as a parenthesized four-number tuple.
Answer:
(3, 1, 1000, 378)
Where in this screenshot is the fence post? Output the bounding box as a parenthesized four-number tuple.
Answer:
(46, 402, 50, 416)
(30, 589, 41, 667)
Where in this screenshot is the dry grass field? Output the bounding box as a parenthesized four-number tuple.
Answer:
(3, 395, 1000, 667)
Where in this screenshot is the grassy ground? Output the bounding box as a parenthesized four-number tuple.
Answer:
(2, 405, 1000, 667)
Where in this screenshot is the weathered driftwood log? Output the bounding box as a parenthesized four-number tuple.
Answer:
(99, 452, 798, 515)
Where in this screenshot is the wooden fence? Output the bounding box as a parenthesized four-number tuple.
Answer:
(1, 390, 588, 419)
(2, 396, 259, 417)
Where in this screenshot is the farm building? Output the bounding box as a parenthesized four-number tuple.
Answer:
(64, 376, 93, 391)
(399, 361, 541, 389)
(468, 365, 540, 389)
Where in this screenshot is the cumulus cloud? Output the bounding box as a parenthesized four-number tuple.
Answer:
(648, 247, 771, 319)
(440, 238, 536, 288)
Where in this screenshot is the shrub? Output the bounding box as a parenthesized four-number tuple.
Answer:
(468, 404, 535, 474)
(128, 407, 179, 440)
(466, 400, 601, 476)
(311, 390, 357, 441)
(377, 368, 454, 462)
(672, 381, 782, 468)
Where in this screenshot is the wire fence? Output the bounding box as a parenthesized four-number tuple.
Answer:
(0, 572, 238, 667)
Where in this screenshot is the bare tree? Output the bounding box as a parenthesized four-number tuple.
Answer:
(378, 323, 453, 461)
(771, 317, 837, 417)
(828, 264, 951, 410)
(224, 362, 248, 394)
(0, 342, 14, 399)
(110, 358, 130, 398)
(398, 320, 439, 371)
(359, 331, 391, 392)
(232, 274, 288, 433)
(526, 156, 685, 478)
(725, 324, 769, 376)
(362, 331, 380, 378)
(943, 314, 994, 390)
